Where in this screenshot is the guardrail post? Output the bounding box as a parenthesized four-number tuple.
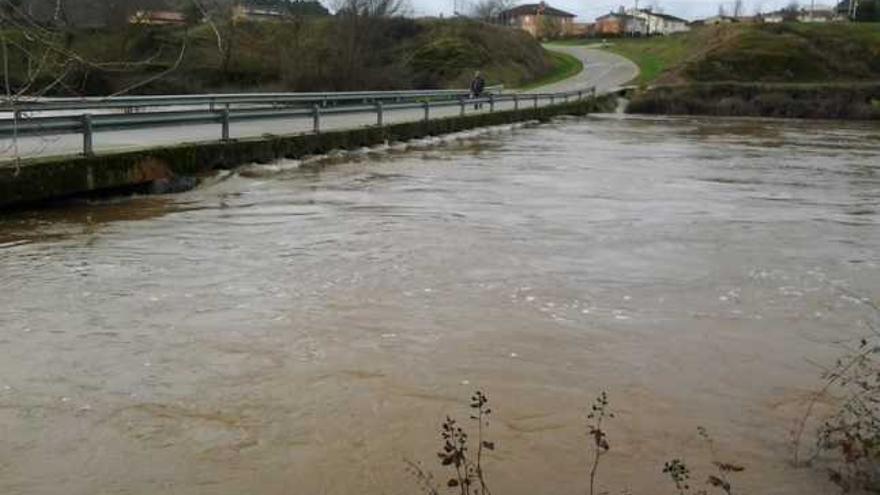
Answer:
(533, 95, 538, 109)
(564, 93, 569, 103)
(550, 95, 555, 105)
(489, 95, 495, 113)
(591, 86, 597, 99)
(221, 107, 230, 141)
(578, 90, 583, 101)
(513, 95, 519, 111)
(81, 114, 94, 156)
(459, 98, 465, 117)
(422, 101, 429, 122)
(376, 101, 383, 127)
(312, 104, 320, 134)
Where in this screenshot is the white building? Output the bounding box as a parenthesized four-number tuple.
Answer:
(626, 8, 690, 34)
(761, 5, 843, 22)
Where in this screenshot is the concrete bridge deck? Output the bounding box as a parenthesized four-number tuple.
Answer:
(0, 47, 637, 163)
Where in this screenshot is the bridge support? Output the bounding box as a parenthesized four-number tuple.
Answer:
(221, 108, 230, 142)
(81, 115, 94, 156)
(312, 104, 321, 134)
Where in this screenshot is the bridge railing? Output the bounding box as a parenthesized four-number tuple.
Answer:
(0, 86, 597, 158)
(0, 86, 505, 114)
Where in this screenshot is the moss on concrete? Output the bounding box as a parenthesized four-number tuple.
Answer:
(0, 95, 615, 208)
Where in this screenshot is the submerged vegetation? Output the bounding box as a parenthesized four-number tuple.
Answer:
(421, 294, 878, 495)
(793, 294, 880, 493)
(410, 391, 748, 495)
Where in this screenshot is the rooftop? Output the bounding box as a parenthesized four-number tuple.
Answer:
(636, 9, 689, 23)
(502, 2, 576, 18)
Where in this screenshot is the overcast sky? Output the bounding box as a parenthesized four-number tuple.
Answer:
(407, 0, 824, 21)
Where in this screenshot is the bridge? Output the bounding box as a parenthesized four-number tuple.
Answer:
(0, 47, 638, 207)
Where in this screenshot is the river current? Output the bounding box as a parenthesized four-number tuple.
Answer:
(1, 114, 878, 494)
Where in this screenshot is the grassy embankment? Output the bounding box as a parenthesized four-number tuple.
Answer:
(589, 23, 880, 119)
(516, 48, 584, 90)
(0, 18, 561, 96)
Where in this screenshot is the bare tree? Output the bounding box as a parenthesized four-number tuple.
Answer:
(468, 0, 514, 22)
(752, 0, 764, 15)
(332, 0, 411, 17)
(718, 3, 728, 16)
(781, 0, 800, 20)
(733, 0, 745, 16)
(0, 0, 204, 166)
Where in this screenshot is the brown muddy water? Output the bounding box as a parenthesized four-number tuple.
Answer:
(1, 115, 878, 495)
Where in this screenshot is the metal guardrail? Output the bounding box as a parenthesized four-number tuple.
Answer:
(0, 86, 505, 113)
(0, 86, 597, 157)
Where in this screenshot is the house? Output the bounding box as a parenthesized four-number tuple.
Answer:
(760, 5, 843, 22)
(593, 12, 647, 36)
(500, 2, 577, 38)
(625, 8, 690, 34)
(797, 6, 842, 21)
(570, 22, 592, 36)
(129, 10, 187, 26)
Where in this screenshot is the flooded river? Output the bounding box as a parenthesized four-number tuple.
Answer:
(1, 115, 878, 494)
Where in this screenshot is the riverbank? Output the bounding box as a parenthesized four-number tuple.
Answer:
(627, 82, 880, 120)
(586, 23, 880, 120)
(0, 95, 616, 208)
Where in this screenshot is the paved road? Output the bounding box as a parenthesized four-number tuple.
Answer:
(530, 44, 639, 94)
(0, 48, 638, 162)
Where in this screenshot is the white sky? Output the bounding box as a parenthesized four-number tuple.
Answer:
(406, 0, 813, 21)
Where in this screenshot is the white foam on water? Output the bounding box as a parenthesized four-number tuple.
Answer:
(229, 119, 544, 178)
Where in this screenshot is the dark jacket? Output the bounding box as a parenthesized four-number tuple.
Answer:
(470, 76, 486, 96)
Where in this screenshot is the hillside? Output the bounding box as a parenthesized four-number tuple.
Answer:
(593, 23, 880, 120)
(601, 23, 880, 85)
(0, 18, 556, 96)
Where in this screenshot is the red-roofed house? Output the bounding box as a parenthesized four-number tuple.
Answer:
(500, 2, 577, 38)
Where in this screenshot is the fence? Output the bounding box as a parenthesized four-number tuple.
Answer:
(0, 86, 597, 158)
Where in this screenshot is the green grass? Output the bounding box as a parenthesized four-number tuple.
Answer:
(516, 49, 583, 90)
(592, 24, 880, 85)
(541, 35, 691, 84)
(601, 36, 691, 85)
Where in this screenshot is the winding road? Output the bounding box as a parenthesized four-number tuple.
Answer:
(529, 44, 639, 94)
(0, 47, 638, 161)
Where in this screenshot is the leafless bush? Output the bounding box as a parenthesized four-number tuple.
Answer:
(792, 290, 880, 493)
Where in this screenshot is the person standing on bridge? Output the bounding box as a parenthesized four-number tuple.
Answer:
(470, 71, 486, 110)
